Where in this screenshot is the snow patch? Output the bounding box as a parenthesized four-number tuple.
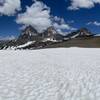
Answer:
(42, 38, 58, 42)
(17, 41, 35, 48)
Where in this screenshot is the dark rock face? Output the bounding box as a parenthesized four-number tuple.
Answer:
(18, 26, 38, 41)
(21, 26, 38, 36)
(17, 26, 42, 45)
(18, 26, 63, 43)
(42, 27, 63, 41)
(42, 27, 57, 38)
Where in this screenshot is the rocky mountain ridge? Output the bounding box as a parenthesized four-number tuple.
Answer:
(0, 26, 95, 49)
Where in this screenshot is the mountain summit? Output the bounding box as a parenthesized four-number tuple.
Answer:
(21, 26, 38, 36)
(66, 28, 93, 39)
(77, 28, 93, 37)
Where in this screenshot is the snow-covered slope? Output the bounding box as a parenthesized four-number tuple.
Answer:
(0, 48, 100, 100)
(16, 41, 35, 49)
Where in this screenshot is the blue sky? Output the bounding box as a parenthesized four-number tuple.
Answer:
(0, 0, 100, 38)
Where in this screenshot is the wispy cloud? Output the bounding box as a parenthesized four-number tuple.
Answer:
(68, 0, 100, 10)
(53, 16, 77, 34)
(87, 21, 100, 26)
(0, 35, 15, 40)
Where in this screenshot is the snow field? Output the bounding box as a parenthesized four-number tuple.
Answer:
(0, 48, 100, 100)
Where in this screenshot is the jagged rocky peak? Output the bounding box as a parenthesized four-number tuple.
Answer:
(17, 26, 39, 44)
(66, 27, 94, 39)
(42, 26, 58, 37)
(46, 26, 57, 35)
(21, 26, 57, 37)
(40, 27, 56, 39)
(22, 26, 38, 36)
(42, 26, 62, 41)
(77, 28, 93, 36)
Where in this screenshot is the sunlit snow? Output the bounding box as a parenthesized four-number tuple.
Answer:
(0, 48, 100, 100)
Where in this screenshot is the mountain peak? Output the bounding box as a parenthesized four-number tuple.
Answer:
(66, 28, 93, 39)
(46, 26, 57, 34)
(77, 28, 93, 36)
(22, 26, 38, 36)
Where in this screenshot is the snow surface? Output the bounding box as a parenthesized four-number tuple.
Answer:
(0, 48, 100, 100)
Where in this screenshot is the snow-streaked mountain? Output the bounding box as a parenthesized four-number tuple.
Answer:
(0, 27, 95, 49)
(16, 41, 36, 49)
(65, 28, 93, 39)
(0, 48, 100, 100)
(17, 26, 63, 44)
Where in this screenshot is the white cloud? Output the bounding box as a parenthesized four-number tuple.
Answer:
(0, 0, 21, 16)
(16, 1, 52, 33)
(68, 0, 100, 10)
(0, 35, 15, 40)
(16, 0, 76, 34)
(87, 21, 100, 26)
(53, 16, 76, 34)
(53, 23, 71, 30)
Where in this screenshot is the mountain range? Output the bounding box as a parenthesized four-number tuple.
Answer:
(0, 26, 99, 49)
